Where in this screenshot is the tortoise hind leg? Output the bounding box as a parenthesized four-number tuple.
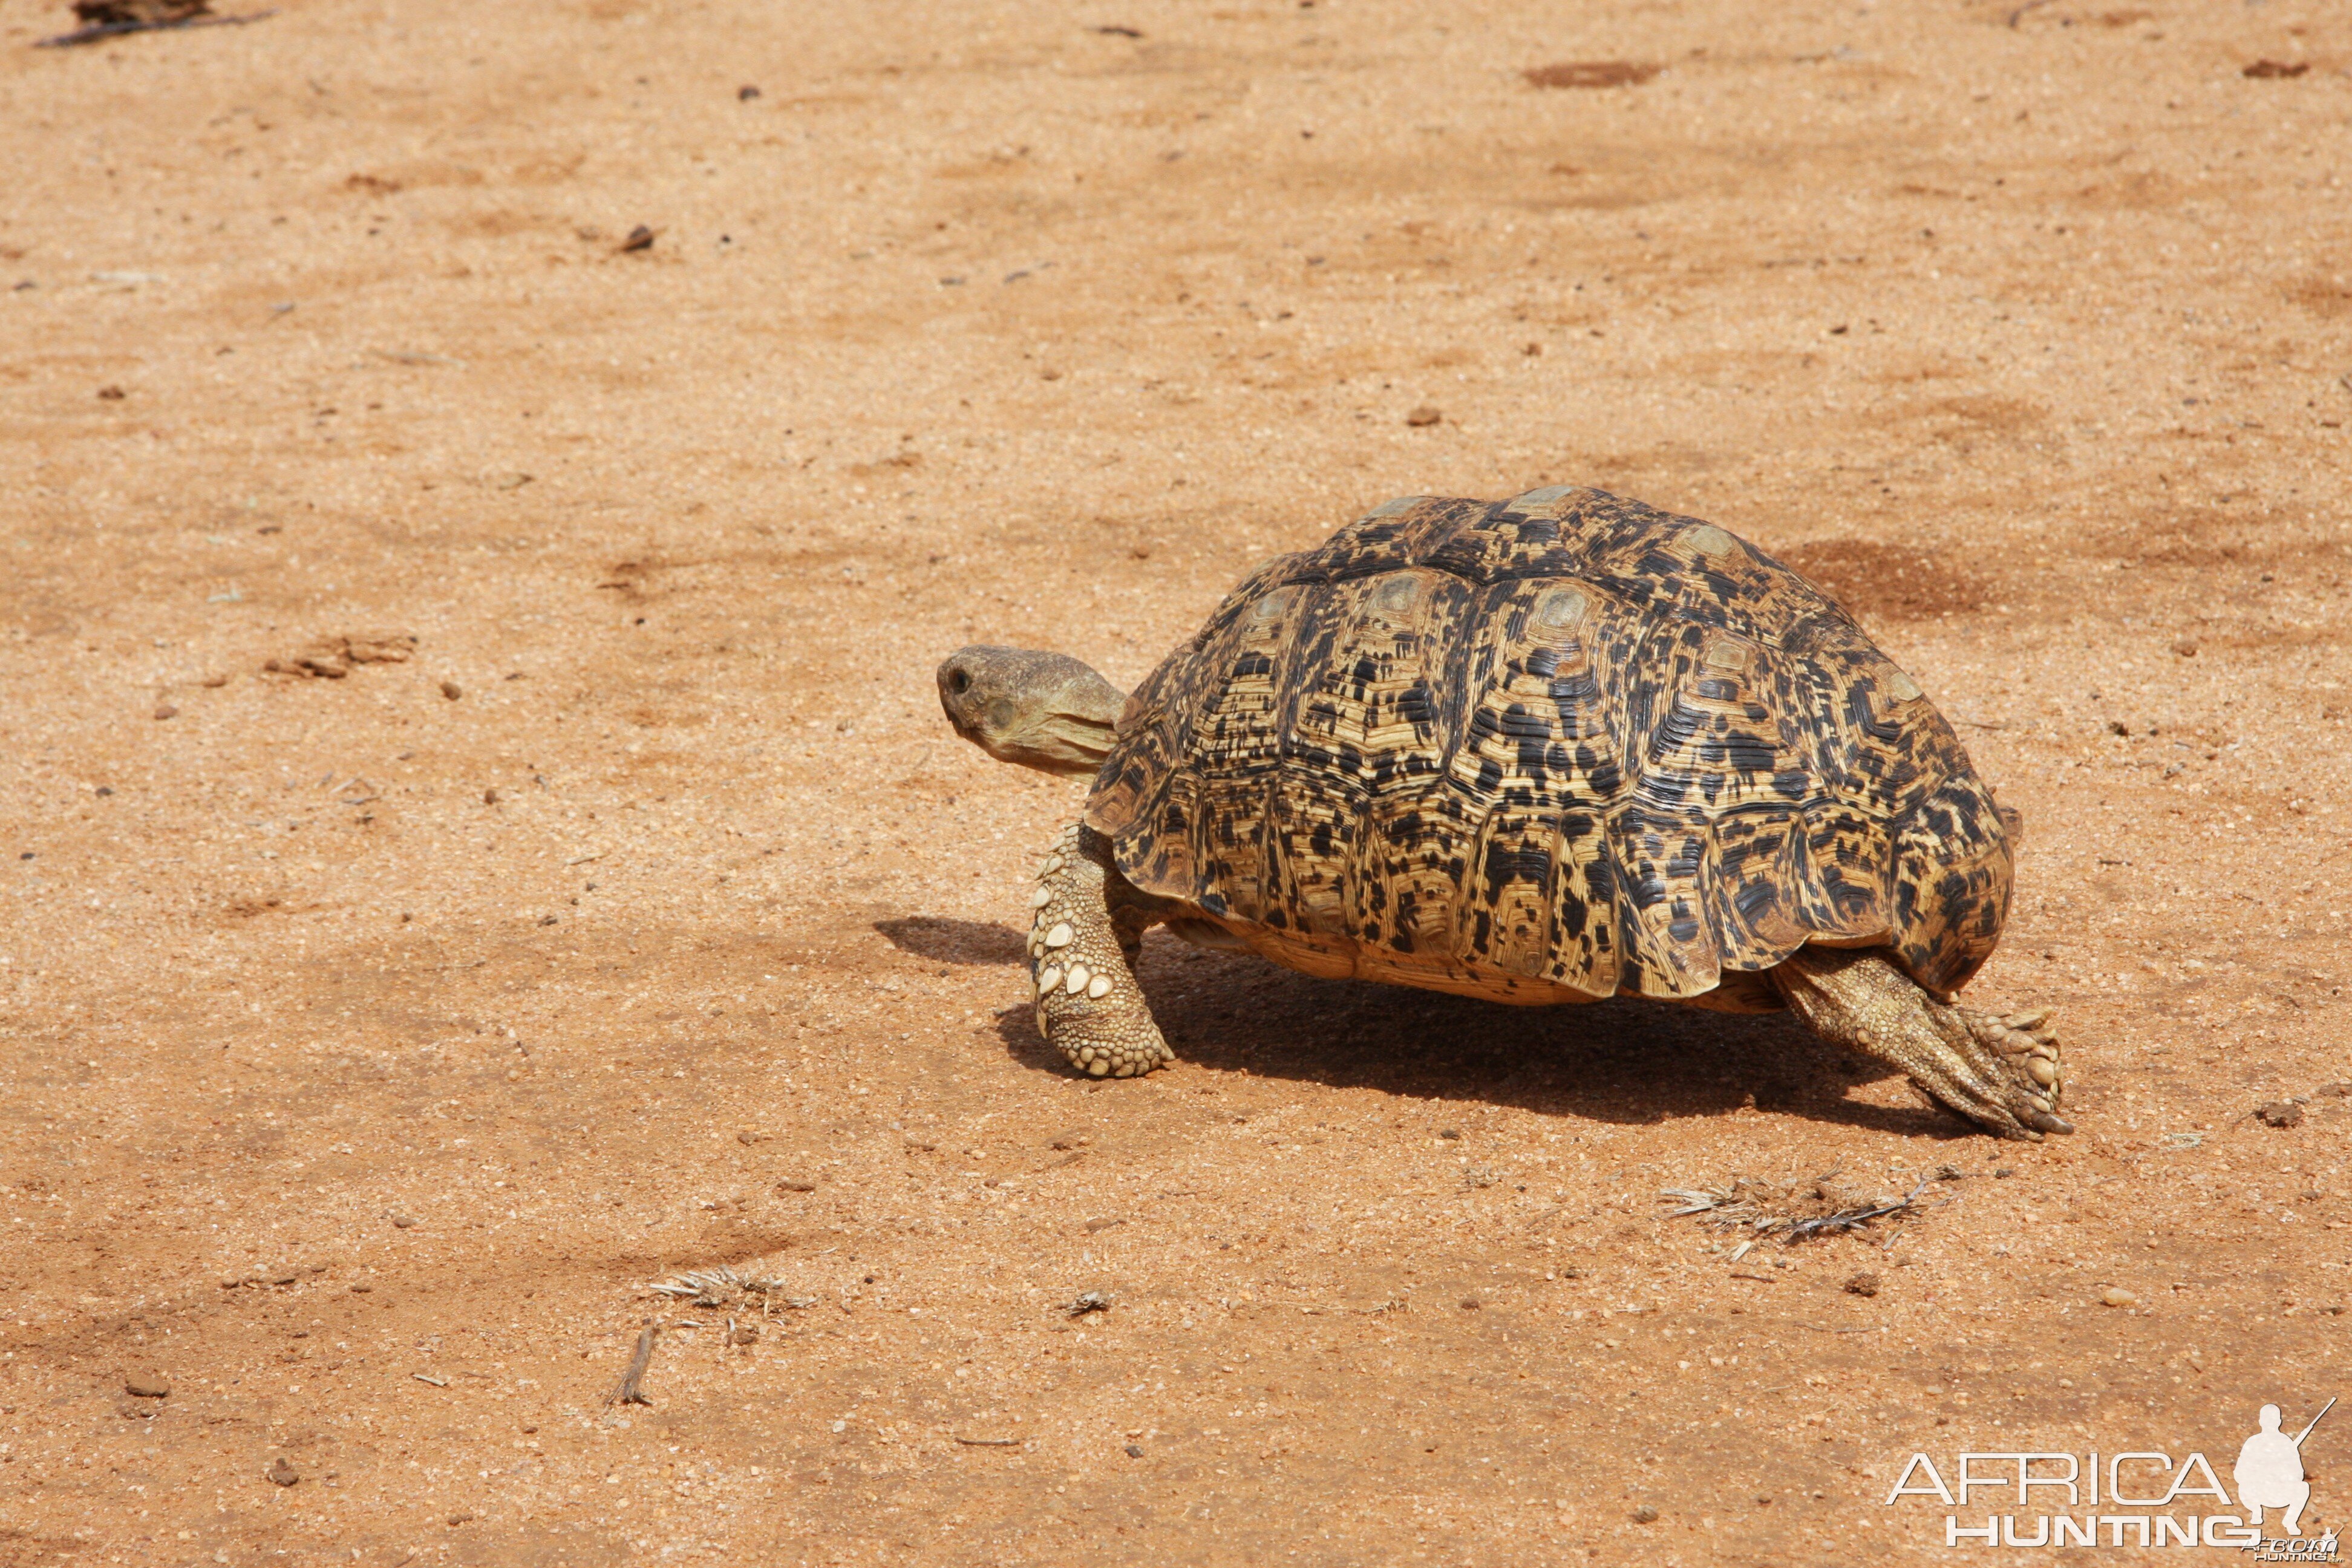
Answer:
(1025, 822, 1174, 1079)
(1771, 948, 2069, 1140)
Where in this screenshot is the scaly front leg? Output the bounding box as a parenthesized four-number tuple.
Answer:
(1024, 822, 1173, 1079)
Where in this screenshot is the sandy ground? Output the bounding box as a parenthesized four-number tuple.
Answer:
(2, 0, 2350, 1563)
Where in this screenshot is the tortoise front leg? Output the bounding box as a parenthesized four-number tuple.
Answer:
(1771, 948, 2070, 1140)
(1024, 822, 1174, 1079)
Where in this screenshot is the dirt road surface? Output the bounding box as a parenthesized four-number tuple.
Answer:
(3, 0, 2348, 1562)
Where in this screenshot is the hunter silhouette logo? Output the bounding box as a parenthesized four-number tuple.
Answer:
(2239, 1399, 2334, 1541)
(1883, 1397, 2337, 1555)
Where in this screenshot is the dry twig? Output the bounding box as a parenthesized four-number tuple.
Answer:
(609, 1321, 657, 1407)
(1662, 1174, 1939, 1247)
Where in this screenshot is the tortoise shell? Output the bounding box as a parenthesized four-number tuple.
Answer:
(1084, 486, 2012, 1011)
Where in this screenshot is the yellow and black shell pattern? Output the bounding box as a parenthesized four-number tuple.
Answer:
(1085, 486, 2013, 1011)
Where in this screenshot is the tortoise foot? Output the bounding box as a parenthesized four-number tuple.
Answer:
(1027, 822, 1175, 1080)
(1774, 949, 2071, 1142)
(1938, 1004, 2071, 1140)
(1956, 1006, 2069, 1142)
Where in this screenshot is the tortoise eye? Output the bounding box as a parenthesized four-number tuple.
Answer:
(949, 668, 972, 695)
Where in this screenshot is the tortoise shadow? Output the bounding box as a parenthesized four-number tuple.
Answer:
(988, 933, 1976, 1140)
(874, 916, 1028, 967)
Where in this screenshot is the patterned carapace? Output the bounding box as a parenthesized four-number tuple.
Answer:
(1085, 486, 2012, 1011)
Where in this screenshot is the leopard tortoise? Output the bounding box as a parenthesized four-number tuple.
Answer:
(937, 486, 2068, 1140)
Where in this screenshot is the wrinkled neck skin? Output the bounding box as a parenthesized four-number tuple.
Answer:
(936, 645, 1125, 777)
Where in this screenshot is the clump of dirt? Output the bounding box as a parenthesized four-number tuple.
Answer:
(261, 632, 417, 679)
(1523, 60, 1659, 89)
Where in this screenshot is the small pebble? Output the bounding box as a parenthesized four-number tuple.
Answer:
(1438, 1128, 1461, 1140)
(2102, 1287, 2138, 1308)
(730, 1324, 760, 1347)
(440, 681, 462, 701)
(1125, 1443, 1144, 1459)
(1405, 405, 1443, 427)
(390, 1214, 417, 1229)
(1633, 1505, 1659, 1523)
(152, 704, 177, 721)
(1844, 1272, 1880, 1298)
(776, 1180, 816, 1194)
(266, 1457, 299, 1487)
(2258, 1101, 2304, 1129)
(123, 1376, 170, 1399)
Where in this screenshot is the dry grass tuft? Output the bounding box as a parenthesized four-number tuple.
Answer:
(647, 1266, 814, 1311)
(1662, 1172, 1944, 1256)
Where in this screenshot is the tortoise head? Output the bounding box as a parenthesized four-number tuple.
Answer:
(936, 645, 1126, 778)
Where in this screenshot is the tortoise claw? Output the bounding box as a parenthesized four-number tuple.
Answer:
(1955, 1007, 2071, 1139)
(2024, 1105, 2075, 1136)
(1895, 1004, 2072, 1140)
